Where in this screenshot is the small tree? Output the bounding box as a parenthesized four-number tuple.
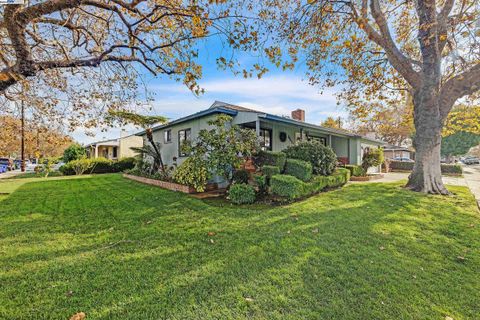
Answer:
(182, 114, 258, 186)
(63, 144, 85, 163)
(362, 148, 384, 174)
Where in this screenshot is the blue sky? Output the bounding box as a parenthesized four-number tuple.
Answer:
(73, 38, 347, 144)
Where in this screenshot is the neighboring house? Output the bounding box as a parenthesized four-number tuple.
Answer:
(137, 101, 386, 172)
(384, 145, 415, 160)
(85, 132, 143, 161)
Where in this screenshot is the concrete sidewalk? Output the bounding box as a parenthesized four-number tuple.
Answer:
(0, 170, 26, 180)
(463, 165, 480, 208)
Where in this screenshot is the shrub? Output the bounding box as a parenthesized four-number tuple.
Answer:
(389, 160, 414, 171)
(441, 164, 463, 175)
(389, 161, 462, 175)
(362, 148, 384, 172)
(345, 165, 366, 177)
(284, 158, 312, 182)
(254, 175, 268, 196)
(63, 144, 86, 163)
(60, 158, 115, 175)
(284, 141, 337, 175)
(325, 168, 350, 188)
(254, 150, 286, 171)
(89, 157, 115, 174)
(232, 169, 250, 184)
(270, 174, 305, 200)
(114, 157, 136, 172)
(228, 183, 256, 204)
(303, 175, 329, 194)
(68, 158, 91, 175)
(173, 157, 210, 192)
(262, 165, 281, 181)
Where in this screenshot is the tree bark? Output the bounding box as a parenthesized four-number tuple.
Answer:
(406, 89, 449, 195)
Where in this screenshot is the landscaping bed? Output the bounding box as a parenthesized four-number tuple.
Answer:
(123, 173, 218, 194)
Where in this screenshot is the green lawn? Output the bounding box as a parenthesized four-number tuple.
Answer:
(0, 174, 479, 319)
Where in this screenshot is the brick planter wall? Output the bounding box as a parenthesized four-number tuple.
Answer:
(123, 174, 195, 193)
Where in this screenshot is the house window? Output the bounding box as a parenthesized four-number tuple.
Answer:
(259, 129, 272, 151)
(178, 128, 191, 157)
(308, 136, 327, 146)
(164, 129, 172, 143)
(113, 147, 118, 158)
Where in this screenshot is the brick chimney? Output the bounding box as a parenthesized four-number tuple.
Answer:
(291, 109, 305, 122)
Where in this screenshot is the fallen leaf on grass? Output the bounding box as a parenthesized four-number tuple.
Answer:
(312, 228, 319, 233)
(207, 232, 216, 236)
(69, 312, 86, 320)
(244, 297, 254, 302)
(379, 246, 385, 251)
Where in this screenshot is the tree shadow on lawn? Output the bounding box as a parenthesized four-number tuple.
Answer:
(0, 176, 479, 319)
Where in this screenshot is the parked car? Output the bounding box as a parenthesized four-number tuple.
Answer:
(392, 157, 414, 163)
(463, 157, 480, 165)
(0, 158, 14, 171)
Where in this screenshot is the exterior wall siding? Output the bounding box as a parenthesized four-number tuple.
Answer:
(119, 135, 143, 158)
(150, 114, 221, 167)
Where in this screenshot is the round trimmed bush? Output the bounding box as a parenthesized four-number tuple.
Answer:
(228, 183, 256, 204)
(284, 141, 337, 175)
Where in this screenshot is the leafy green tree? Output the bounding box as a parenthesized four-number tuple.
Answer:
(441, 132, 480, 158)
(63, 144, 85, 163)
(182, 114, 258, 185)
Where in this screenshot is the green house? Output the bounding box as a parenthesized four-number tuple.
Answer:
(137, 101, 385, 174)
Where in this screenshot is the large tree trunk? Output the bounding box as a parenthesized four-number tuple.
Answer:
(406, 89, 449, 195)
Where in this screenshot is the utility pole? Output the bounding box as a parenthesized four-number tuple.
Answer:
(21, 100, 25, 172)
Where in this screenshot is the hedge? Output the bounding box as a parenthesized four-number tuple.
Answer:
(389, 161, 414, 171)
(262, 165, 281, 180)
(345, 165, 365, 177)
(284, 158, 312, 182)
(270, 168, 350, 201)
(228, 183, 256, 204)
(440, 164, 463, 175)
(389, 161, 463, 175)
(113, 157, 136, 172)
(60, 157, 135, 176)
(254, 150, 286, 171)
(270, 174, 305, 200)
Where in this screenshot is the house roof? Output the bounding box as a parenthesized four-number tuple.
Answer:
(136, 101, 387, 145)
(85, 139, 119, 148)
(135, 105, 238, 136)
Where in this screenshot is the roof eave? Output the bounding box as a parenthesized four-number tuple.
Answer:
(136, 107, 238, 136)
